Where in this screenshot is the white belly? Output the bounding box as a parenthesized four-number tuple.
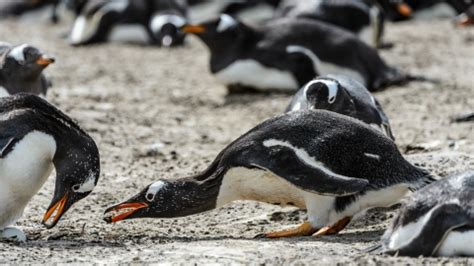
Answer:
(358, 26, 374, 47)
(0, 86, 10, 97)
(216, 167, 306, 208)
(331, 184, 409, 223)
(215, 60, 299, 91)
(437, 230, 474, 256)
(0, 131, 56, 229)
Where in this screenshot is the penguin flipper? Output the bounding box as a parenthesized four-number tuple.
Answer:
(373, 98, 395, 140)
(244, 143, 368, 196)
(386, 203, 471, 257)
(0, 137, 18, 158)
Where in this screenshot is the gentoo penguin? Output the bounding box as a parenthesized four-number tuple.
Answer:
(69, 0, 188, 47)
(220, 0, 281, 24)
(286, 75, 395, 140)
(181, 15, 422, 92)
(368, 172, 473, 257)
(0, 0, 60, 23)
(104, 110, 434, 238)
(276, 0, 385, 48)
(0, 94, 100, 241)
(0, 42, 54, 97)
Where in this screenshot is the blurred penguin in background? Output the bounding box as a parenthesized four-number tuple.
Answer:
(0, 0, 61, 23)
(68, 0, 188, 47)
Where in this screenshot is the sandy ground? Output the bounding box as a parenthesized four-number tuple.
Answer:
(0, 12, 473, 264)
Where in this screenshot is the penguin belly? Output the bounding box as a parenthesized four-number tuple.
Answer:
(214, 60, 300, 91)
(216, 167, 306, 208)
(0, 131, 56, 229)
(437, 230, 474, 256)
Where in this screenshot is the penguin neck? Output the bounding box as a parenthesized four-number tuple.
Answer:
(0, 72, 43, 94)
(160, 160, 226, 217)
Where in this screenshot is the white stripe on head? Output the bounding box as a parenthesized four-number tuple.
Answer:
(150, 14, 186, 33)
(73, 171, 97, 193)
(8, 44, 28, 63)
(304, 79, 339, 104)
(146, 181, 167, 201)
(217, 14, 237, 32)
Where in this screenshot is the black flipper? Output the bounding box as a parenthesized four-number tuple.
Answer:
(386, 204, 471, 257)
(0, 137, 18, 158)
(241, 144, 368, 196)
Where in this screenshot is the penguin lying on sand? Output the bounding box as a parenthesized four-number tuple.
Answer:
(0, 94, 100, 241)
(0, 0, 60, 23)
(368, 171, 473, 257)
(104, 110, 434, 238)
(182, 15, 423, 93)
(286, 75, 395, 140)
(0, 42, 54, 97)
(69, 0, 187, 47)
(277, 0, 385, 48)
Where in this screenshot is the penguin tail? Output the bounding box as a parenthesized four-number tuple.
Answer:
(408, 169, 438, 192)
(372, 68, 440, 92)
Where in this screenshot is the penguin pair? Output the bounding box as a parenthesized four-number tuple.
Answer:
(277, 0, 385, 48)
(69, 0, 188, 47)
(104, 110, 434, 238)
(0, 42, 54, 97)
(286, 75, 395, 140)
(0, 94, 100, 242)
(181, 14, 423, 93)
(369, 171, 473, 257)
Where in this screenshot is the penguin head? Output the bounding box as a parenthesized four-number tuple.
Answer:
(1, 44, 55, 80)
(301, 78, 353, 112)
(42, 133, 100, 228)
(104, 179, 218, 223)
(181, 14, 249, 50)
(150, 14, 187, 47)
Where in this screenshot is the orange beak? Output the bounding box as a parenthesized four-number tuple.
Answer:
(458, 15, 474, 26)
(181, 25, 206, 34)
(43, 194, 68, 227)
(36, 56, 55, 66)
(397, 3, 413, 17)
(104, 202, 149, 223)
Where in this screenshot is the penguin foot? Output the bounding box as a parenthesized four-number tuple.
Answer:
(0, 227, 26, 242)
(313, 217, 351, 237)
(256, 221, 317, 238)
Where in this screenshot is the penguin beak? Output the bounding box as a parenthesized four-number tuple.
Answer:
(397, 3, 412, 17)
(181, 24, 206, 34)
(42, 193, 70, 229)
(36, 55, 55, 66)
(103, 202, 149, 223)
(457, 15, 474, 26)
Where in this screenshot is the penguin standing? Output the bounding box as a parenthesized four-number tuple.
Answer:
(286, 75, 395, 140)
(104, 110, 434, 238)
(369, 172, 473, 257)
(182, 15, 423, 93)
(0, 42, 54, 97)
(69, 0, 188, 47)
(277, 0, 385, 48)
(0, 94, 100, 241)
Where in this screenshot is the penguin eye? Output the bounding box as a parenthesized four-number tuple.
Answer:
(72, 184, 80, 192)
(146, 193, 155, 202)
(328, 96, 336, 104)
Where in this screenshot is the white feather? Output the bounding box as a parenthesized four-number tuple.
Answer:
(150, 14, 186, 33)
(0, 86, 10, 97)
(303, 79, 339, 104)
(8, 44, 28, 62)
(73, 171, 97, 193)
(215, 59, 299, 91)
(437, 230, 474, 256)
(217, 14, 237, 32)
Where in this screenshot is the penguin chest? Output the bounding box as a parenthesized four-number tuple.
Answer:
(214, 60, 300, 91)
(216, 167, 306, 208)
(437, 230, 474, 256)
(0, 131, 56, 228)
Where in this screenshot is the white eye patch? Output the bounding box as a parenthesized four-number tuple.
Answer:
(73, 171, 97, 193)
(8, 44, 29, 63)
(145, 181, 166, 201)
(217, 14, 237, 32)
